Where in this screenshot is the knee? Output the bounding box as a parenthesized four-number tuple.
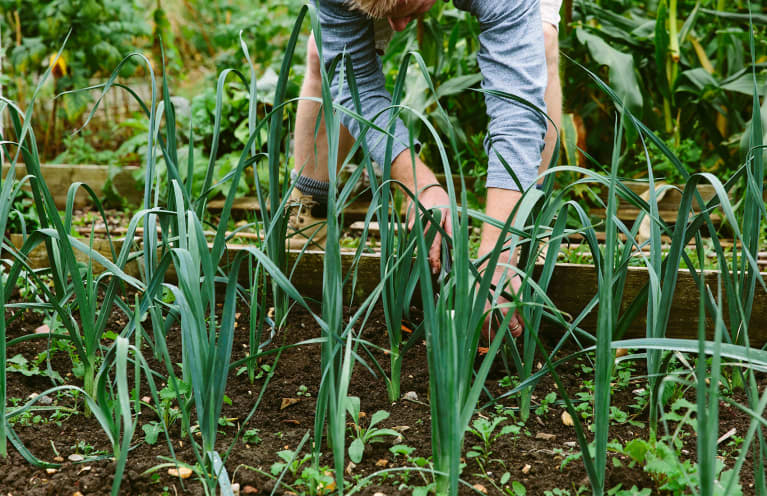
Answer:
(542, 24, 560, 76)
(306, 33, 322, 80)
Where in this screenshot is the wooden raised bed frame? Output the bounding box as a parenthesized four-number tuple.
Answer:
(4, 164, 766, 345)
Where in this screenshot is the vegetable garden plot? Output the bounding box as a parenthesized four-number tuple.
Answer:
(2, 3, 767, 494)
(2, 301, 763, 495)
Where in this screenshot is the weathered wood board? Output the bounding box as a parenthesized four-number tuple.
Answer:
(2, 163, 142, 208)
(8, 233, 765, 345)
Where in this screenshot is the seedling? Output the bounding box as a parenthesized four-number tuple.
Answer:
(242, 428, 262, 445)
(345, 396, 401, 464)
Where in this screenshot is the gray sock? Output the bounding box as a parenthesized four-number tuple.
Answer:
(291, 171, 330, 203)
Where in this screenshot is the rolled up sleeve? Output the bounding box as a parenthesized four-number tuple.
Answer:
(472, 0, 548, 191)
(314, 0, 416, 166)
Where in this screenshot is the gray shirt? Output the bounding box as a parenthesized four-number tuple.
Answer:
(314, 0, 548, 191)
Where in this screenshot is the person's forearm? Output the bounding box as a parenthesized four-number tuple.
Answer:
(390, 149, 441, 196)
(478, 187, 523, 263)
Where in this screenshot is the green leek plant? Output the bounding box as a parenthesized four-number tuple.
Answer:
(307, 11, 361, 491)
(307, 7, 406, 490)
(365, 52, 431, 404)
(1, 44, 69, 454)
(0, 128, 34, 457)
(164, 194, 238, 493)
(398, 83, 560, 494)
(0, 139, 25, 458)
(242, 7, 307, 333)
(411, 160, 528, 495)
(365, 192, 420, 403)
(2, 84, 147, 417)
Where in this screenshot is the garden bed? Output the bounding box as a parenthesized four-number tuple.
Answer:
(2, 301, 761, 495)
(9, 225, 767, 345)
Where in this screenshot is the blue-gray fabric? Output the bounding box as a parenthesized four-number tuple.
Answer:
(314, 0, 547, 191)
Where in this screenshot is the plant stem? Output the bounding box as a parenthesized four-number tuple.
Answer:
(0, 290, 6, 458)
(387, 354, 401, 403)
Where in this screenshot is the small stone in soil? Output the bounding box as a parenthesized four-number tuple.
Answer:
(561, 411, 574, 426)
(536, 432, 556, 440)
(280, 398, 300, 410)
(376, 459, 389, 467)
(46, 468, 57, 475)
(242, 485, 259, 494)
(403, 391, 418, 401)
(472, 484, 488, 494)
(522, 464, 532, 474)
(35, 324, 51, 334)
(67, 454, 84, 462)
(168, 466, 194, 479)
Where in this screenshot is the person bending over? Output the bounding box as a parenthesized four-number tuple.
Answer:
(289, 0, 562, 337)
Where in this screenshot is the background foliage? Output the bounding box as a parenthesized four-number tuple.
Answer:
(0, 0, 765, 193)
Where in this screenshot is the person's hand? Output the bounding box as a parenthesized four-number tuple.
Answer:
(482, 266, 524, 340)
(407, 185, 452, 275)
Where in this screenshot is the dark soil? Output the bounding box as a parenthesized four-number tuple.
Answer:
(1, 301, 762, 495)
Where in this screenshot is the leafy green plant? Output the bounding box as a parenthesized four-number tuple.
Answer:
(0, 0, 150, 157)
(467, 415, 519, 471)
(345, 396, 400, 464)
(271, 448, 312, 478)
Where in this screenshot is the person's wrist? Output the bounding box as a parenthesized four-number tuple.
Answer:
(416, 182, 443, 197)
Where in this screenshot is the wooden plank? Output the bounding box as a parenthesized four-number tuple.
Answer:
(7, 231, 765, 345)
(598, 181, 721, 211)
(538, 263, 767, 345)
(591, 207, 723, 224)
(8, 233, 142, 278)
(2, 164, 142, 208)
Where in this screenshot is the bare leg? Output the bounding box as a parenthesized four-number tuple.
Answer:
(538, 23, 562, 180)
(293, 33, 354, 181)
(293, 34, 452, 267)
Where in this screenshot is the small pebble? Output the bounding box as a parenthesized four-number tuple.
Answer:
(242, 486, 259, 494)
(67, 454, 84, 462)
(34, 325, 51, 334)
(536, 432, 556, 441)
(45, 468, 57, 475)
(168, 466, 193, 479)
(522, 464, 532, 474)
(403, 391, 418, 401)
(472, 484, 488, 494)
(564, 441, 577, 448)
(561, 411, 574, 427)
